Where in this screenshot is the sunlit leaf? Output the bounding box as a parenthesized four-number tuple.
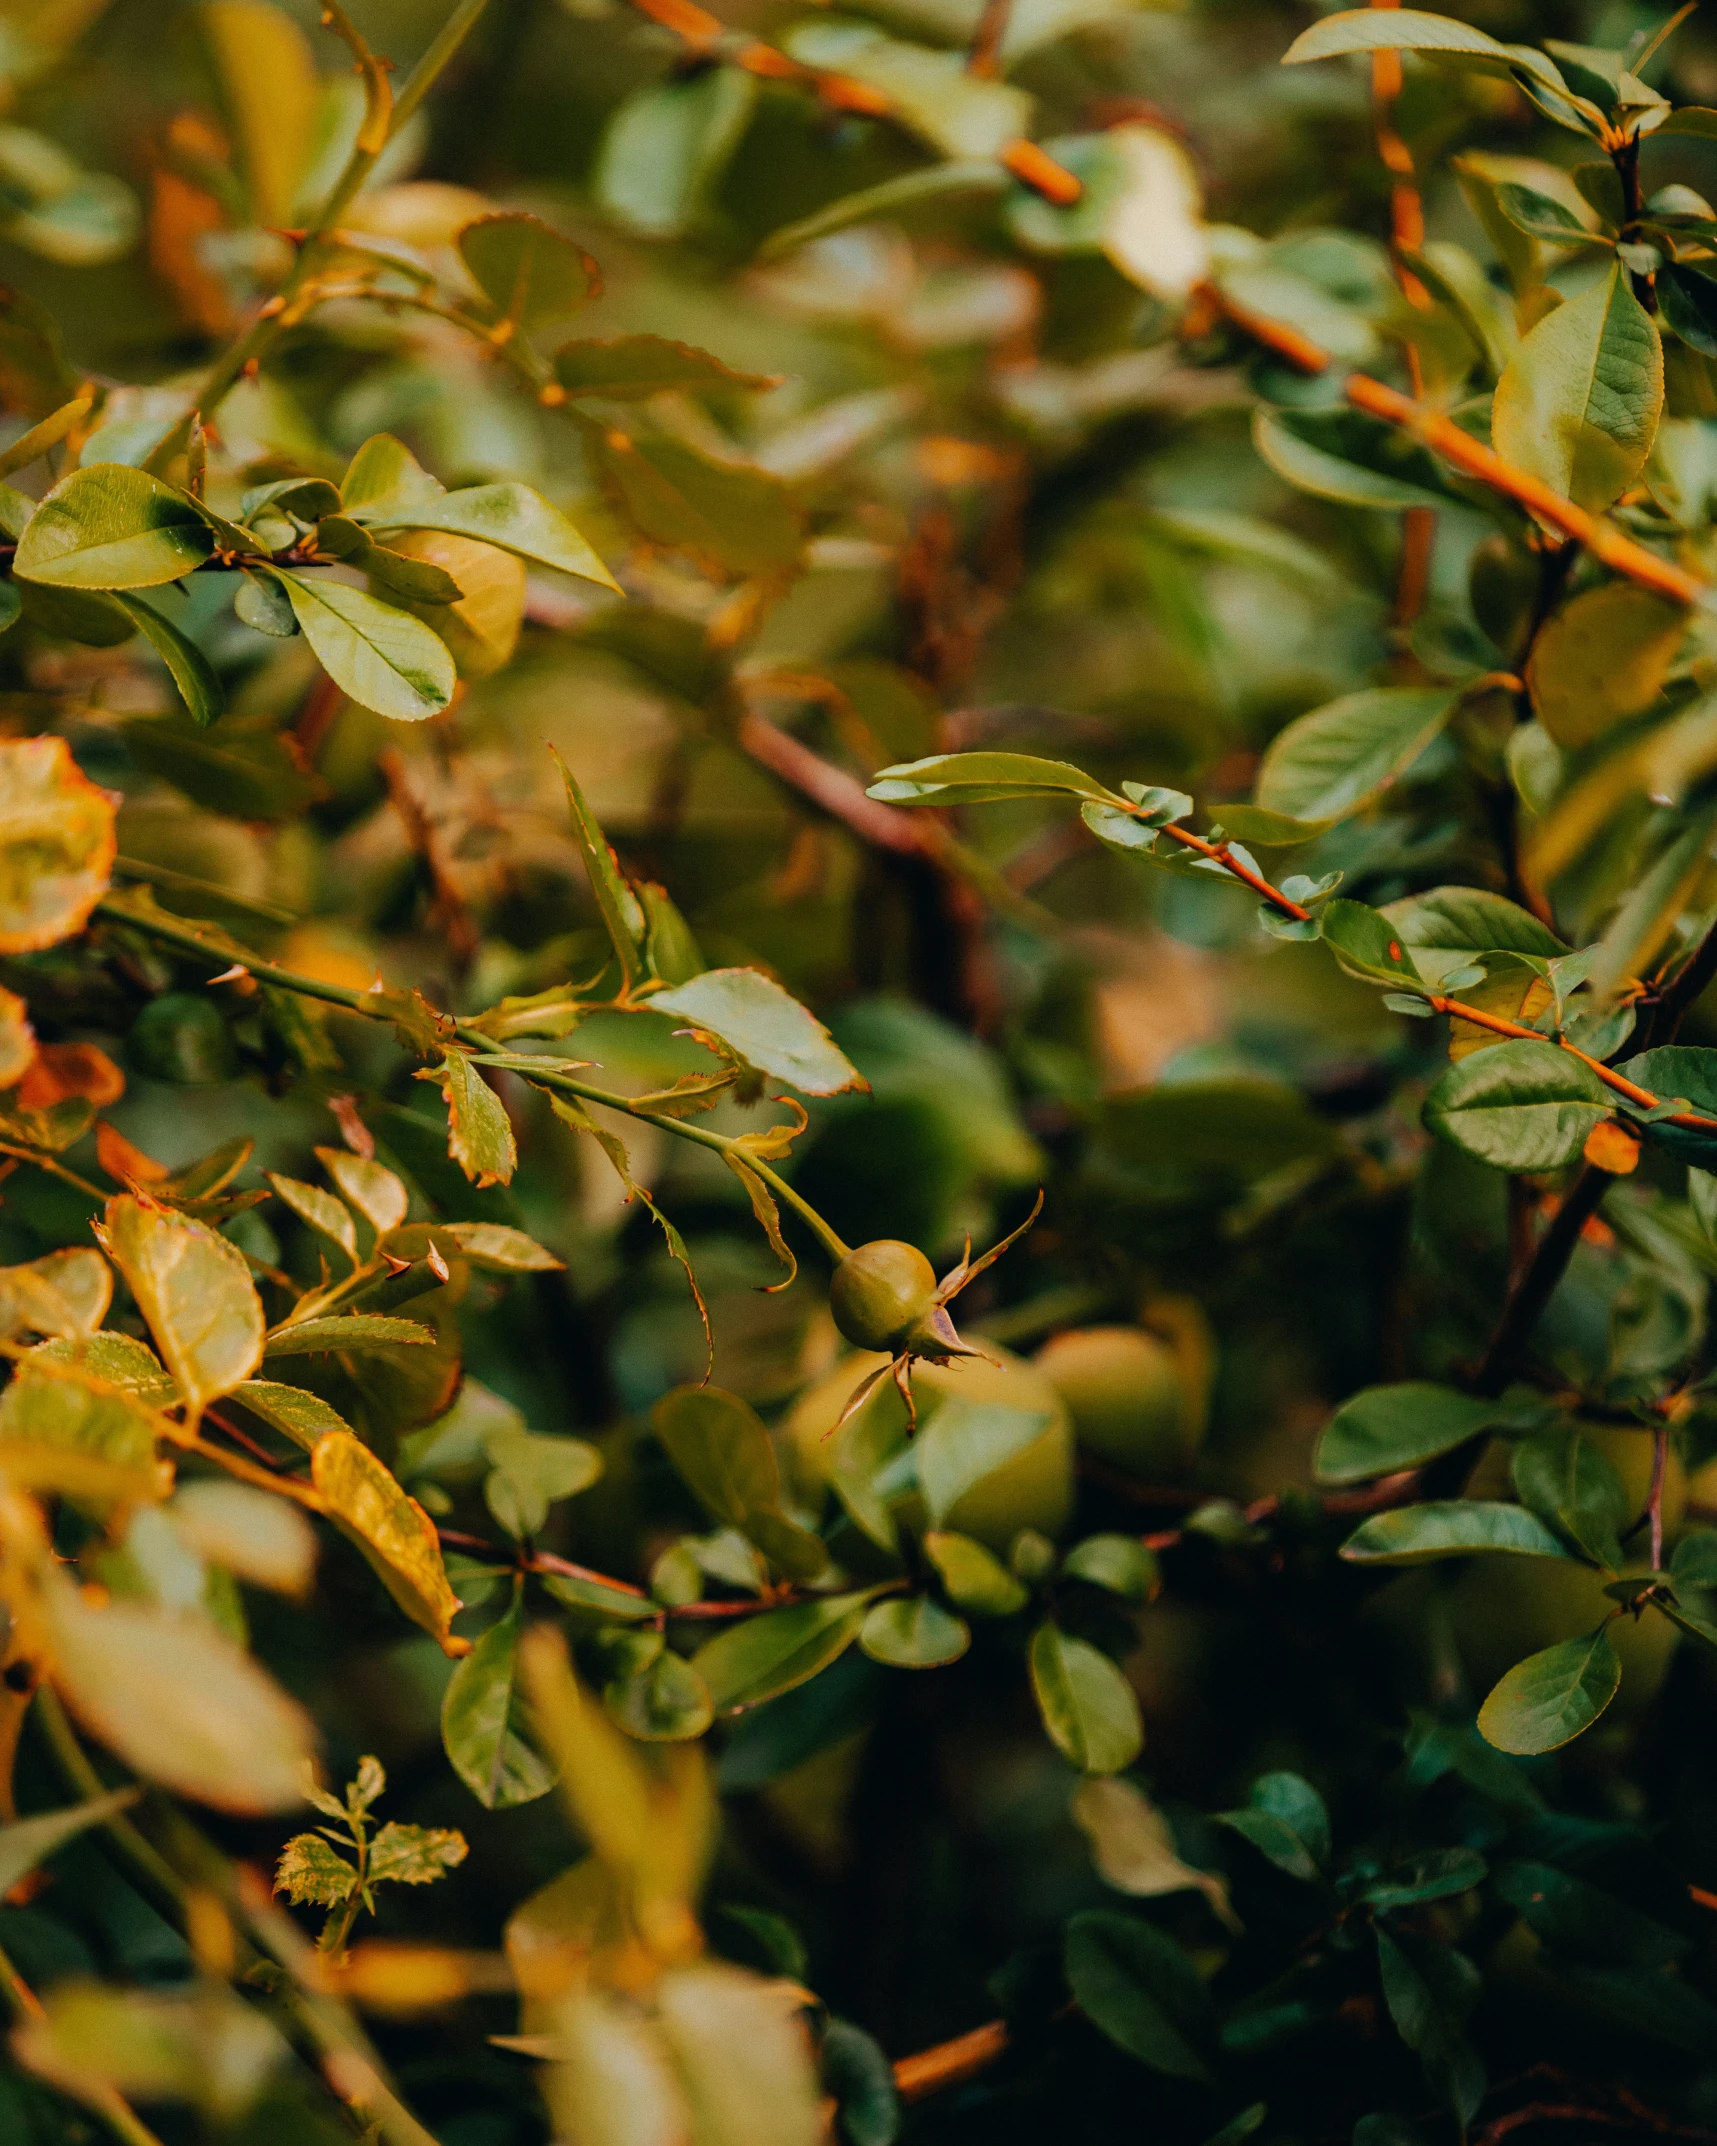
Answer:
(310, 1429, 469, 1657)
(0, 735, 117, 953)
(12, 464, 211, 589)
(102, 1194, 264, 1420)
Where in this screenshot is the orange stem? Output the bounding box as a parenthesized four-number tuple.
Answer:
(1200, 284, 1705, 608)
(616, 0, 1080, 201)
(1426, 993, 1717, 1130)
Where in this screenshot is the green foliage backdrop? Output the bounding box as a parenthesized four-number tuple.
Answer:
(10, 0, 1717, 2142)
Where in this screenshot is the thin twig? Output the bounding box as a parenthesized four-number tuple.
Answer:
(967, 0, 1012, 77)
(1423, 991, 1717, 1132)
(1471, 1165, 1610, 1398)
(378, 750, 481, 968)
(613, 0, 1079, 199)
(894, 2018, 1010, 2100)
(1202, 286, 1705, 606)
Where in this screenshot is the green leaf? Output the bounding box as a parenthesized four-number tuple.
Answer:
(103, 1193, 263, 1420)
(46, 1575, 314, 1812)
(37, 1331, 176, 1408)
(233, 1378, 355, 1451)
(275, 1831, 359, 1907)
(1379, 887, 1567, 986)
(0, 1249, 110, 1343)
(110, 594, 224, 727)
(367, 1819, 468, 1886)
(442, 1594, 556, 1809)
(756, 160, 1009, 260)
(0, 1354, 167, 1502)
(592, 432, 803, 580)
(548, 748, 650, 991)
(1219, 1805, 1322, 1882)
(1252, 406, 1453, 512)
(693, 1591, 876, 1712)
(554, 335, 777, 401)
(267, 1172, 358, 1268)
(458, 211, 598, 329)
(922, 1530, 1030, 1616)
(1028, 1622, 1142, 1775)
(1477, 1626, 1622, 1752)
(859, 1596, 970, 1668)
(263, 1314, 434, 1357)
(1249, 1771, 1331, 1866)
(1609, 1045, 1717, 1165)
(1511, 1428, 1628, 1568)
(1374, 1926, 1483, 2116)
(484, 1429, 602, 1539)
(596, 67, 757, 239)
(652, 1390, 828, 1579)
(1424, 1039, 1613, 1169)
(653, 1385, 780, 1526)
(605, 1649, 714, 1742)
(235, 568, 298, 637)
(1316, 1385, 1508, 1484)
(736, 1507, 830, 1587)
(415, 1051, 516, 1188)
(13, 464, 211, 589)
(1061, 1534, 1161, 1603)
(1063, 1911, 1210, 2080)
(1659, 263, 1717, 357)
(1339, 1500, 1573, 1564)
(1494, 182, 1597, 244)
(273, 569, 454, 722)
(124, 714, 319, 820)
(1362, 1846, 1487, 1911)
(1525, 583, 1685, 748)
(1256, 688, 1458, 826)
(1492, 262, 1663, 511)
(1672, 1528, 1717, 1590)
(785, 21, 1031, 156)
(1493, 1859, 1689, 1967)
(359, 483, 618, 593)
(870, 751, 1118, 807)
(1319, 899, 1427, 990)
(821, 2019, 900, 2146)
(1282, 9, 1510, 63)
(0, 1790, 140, 1898)
(649, 969, 864, 1097)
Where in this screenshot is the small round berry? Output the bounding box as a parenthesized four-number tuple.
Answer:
(829, 1240, 939, 1352)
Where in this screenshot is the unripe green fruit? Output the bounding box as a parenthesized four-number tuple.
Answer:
(1034, 1326, 1194, 1479)
(828, 1240, 939, 1353)
(1448, 1555, 1678, 1724)
(786, 1344, 1075, 1551)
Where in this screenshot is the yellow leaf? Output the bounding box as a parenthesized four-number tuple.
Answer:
(311, 1429, 470, 1657)
(43, 1567, 315, 1812)
(518, 1626, 712, 1965)
(202, 0, 319, 227)
(0, 736, 117, 954)
(102, 1195, 264, 1421)
(1526, 584, 1686, 749)
(0, 983, 35, 1088)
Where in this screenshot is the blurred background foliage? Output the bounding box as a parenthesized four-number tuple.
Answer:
(12, 0, 1717, 2143)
